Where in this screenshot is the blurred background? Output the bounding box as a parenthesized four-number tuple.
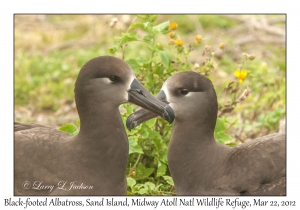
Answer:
(14, 14, 286, 194)
(14, 14, 285, 136)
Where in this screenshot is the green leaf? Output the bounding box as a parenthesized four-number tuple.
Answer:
(119, 32, 139, 46)
(163, 176, 174, 186)
(148, 130, 160, 139)
(108, 47, 116, 54)
(215, 132, 232, 144)
(155, 184, 163, 191)
(143, 22, 150, 29)
(72, 130, 79, 136)
(155, 43, 164, 51)
(226, 142, 237, 146)
(136, 56, 147, 64)
(126, 177, 136, 188)
(128, 22, 144, 30)
(138, 188, 148, 195)
(156, 161, 167, 177)
(140, 128, 149, 138)
(128, 137, 144, 154)
(135, 15, 158, 23)
(153, 21, 170, 34)
(126, 104, 133, 114)
(135, 15, 150, 21)
(159, 51, 171, 69)
(59, 123, 78, 135)
(144, 182, 155, 191)
(136, 163, 154, 178)
(215, 118, 226, 132)
(149, 15, 159, 22)
(133, 183, 144, 191)
(214, 117, 233, 144)
(154, 65, 165, 75)
(224, 117, 238, 126)
(144, 168, 155, 177)
(143, 34, 152, 42)
(126, 59, 140, 72)
(146, 118, 156, 127)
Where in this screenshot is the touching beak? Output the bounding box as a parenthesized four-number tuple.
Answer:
(126, 79, 175, 130)
(127, 87, 170, 131)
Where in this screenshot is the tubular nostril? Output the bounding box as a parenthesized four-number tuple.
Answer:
(136, 89, 146, 96)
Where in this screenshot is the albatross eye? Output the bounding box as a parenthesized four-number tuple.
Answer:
(180, 89, 189, 95)
(109, 75, 118, 82)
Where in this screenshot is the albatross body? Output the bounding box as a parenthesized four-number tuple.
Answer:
(127, 71, 286, 196)
(14, 56, 174, 196)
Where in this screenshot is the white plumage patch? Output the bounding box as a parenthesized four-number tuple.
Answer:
(102, 77, 113, 84)
(124, 75, 135, 101)
(161, 85, 174, 109)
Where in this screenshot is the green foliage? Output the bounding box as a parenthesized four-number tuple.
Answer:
(15, 15, 286, 196)
(257, 108, 285, 131)
(128, 137, 144, 154)
(198, 15, 238, 29)
(214, 118, 236, 145)
(109, 15, 284, 194)
(163, 176, 174, 186)
(108, 14, 242, 195)
(59, 120, 80, 136)
(14, 49, 107, 111)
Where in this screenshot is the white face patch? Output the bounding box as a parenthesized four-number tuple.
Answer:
(124, 75, 135, 102)
(161, 83, 195, 118)
(103, 77, 113, 84)
(161, 85, 179, 119)
(127, 75, 135, 90)
(184, 91, 192, 97)
(161, 85, 169, 100)
(161, 85, 174, 109)
(100, 75, 134, 104)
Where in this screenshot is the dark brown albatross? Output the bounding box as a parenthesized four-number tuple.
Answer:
(126, 71, 286, 196)
(14, 56, 174, 196)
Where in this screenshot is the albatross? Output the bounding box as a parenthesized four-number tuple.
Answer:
(126, 71, 286, 196)
(14, 56, 174, 196)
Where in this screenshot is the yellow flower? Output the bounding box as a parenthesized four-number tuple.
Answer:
(195, 35, 202, 44)
(174, 39, 183, 46)
(168, 32, 175, 38)
(219, 43, 225, 50)
(234, 69, 247, 83)
(169, 22, 178, 30)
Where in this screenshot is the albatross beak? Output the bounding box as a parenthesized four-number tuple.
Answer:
(127, 79, 174, 129)
(127, 89, 170, 131)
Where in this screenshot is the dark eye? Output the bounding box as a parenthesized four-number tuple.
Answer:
(109, 75, 118, 82)
(180, 89, 189, 95)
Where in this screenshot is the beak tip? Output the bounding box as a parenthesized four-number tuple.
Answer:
(126, 115, 136, 131)
(164, 107, 175, 124)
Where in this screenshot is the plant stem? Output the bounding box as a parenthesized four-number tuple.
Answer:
(132, 153, 142, 170)
(232, 60, 246, 104)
